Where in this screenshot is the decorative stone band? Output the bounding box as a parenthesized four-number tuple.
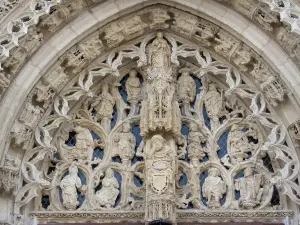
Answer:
(32, 210, 293, 223)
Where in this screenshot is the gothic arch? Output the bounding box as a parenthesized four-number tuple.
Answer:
(0, 1, 300, 225)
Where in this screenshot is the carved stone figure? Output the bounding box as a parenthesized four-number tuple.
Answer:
(231, 44, 252, 71)
(79, 33, 104, 59)
(0, 155, 20, 194)
(141, 32, 181, 136)
(177, 68, 196, 116)
(60, 165, 83, 210)
(95, 168, 119, 208)
(228, 125, 256, 164)
(214, 32, 239, 58)
(235, 167, 265, 209)
(20, 26, 43, 53)
(145, 135, 177, 222)
(172, 10, 198, 36)
(114, 122, 136, 167)
(11, 121, 32, 149)
(204, 83, 222, 131)
(202, 168, 226, 208)
(91, 84, 115, 132)
(149, 8, 170, 29)
(188, 123, 207, 166)
(104, 15, 147, 47)
(3, 48, 26, 74)
(194, 19, 218, 46)
(19, 102, 44, 128)
(125, 68, 142, 115)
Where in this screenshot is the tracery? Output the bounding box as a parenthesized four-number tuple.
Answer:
(0, 2, 300, 225)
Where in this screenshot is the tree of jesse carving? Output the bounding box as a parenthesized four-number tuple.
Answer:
(13, 31, 300, 225)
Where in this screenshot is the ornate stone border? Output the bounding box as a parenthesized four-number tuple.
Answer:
(32, 210, 293, 223)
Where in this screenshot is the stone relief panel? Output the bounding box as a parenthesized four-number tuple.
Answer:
(7, 31, 300, 225)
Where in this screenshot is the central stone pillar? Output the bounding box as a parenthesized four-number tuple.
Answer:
(138, 32, 181, 224)
(144, 135, 177, 224)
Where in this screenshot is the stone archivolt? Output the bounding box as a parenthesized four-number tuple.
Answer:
(0, 3, 300, 225)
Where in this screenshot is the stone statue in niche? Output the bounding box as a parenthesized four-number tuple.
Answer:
(235, 167, 265, 209)
(114, 122, 136, 167)
(140, 32, 181, 136)
(145, 135, 177, 222)
(60, 125, 101, 161)
(60, 165, 84, 210)
(188, 123, 208, 166)
(228, 125, 256, 164)
(177, 67, 196, 117)
(148, 31, 171, 74)
(202, 168, 226, 208)
(95, 168, 119, 208)
(204, 83, 222, 131)
(91, 84, 115, 132)
(125, 68, 142, 115)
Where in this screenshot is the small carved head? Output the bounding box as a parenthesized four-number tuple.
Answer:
(179, 67, 191, 76)
(189, 123, 199, 131)
(69, 165, 78, 175)
(208, 83, 217, 91)
(156, 31, 164, 39)
(244, 167, 254, 177)
(151, 134, 165, 150)
(105, 168, 114, 178)
(101, 84, 109, 93)
(129, 68, 138, 77)
(122, 121, 131, 132)
(208, 168, 221, 177)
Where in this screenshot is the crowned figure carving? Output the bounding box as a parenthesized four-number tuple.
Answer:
(95, 168, 119, 208)
(202, 168, 226, 208)
(177, 67, 196, 117)
(114, 122, 136, 167)
(145, 135, 177, 223)
(60, 165, 84, 210)
(235, 167, 265, 209)
(140, 32, 181, 136)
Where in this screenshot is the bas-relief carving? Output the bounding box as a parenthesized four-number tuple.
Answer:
(0, 155, 20, 194)
(6, 24, 300, 224)
(95, 168, 119, 208)
(202, 168, 226, 209)
(60, 165, 84, 210)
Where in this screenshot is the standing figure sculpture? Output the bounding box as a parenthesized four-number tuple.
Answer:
(177, 68, 196, 117)
(140, 32, 181, 136)
(114, 122, 136, 167)
(204, 83, 222, 132)
(125, 68, 142, 115)
(95, 168, 119, 208)
(235, 167, 264, 209)
(91, 84, 115, 132)
(202, 168, 226, 208)
(60, 165, 83, 210)
(188, 123, 207, 166)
